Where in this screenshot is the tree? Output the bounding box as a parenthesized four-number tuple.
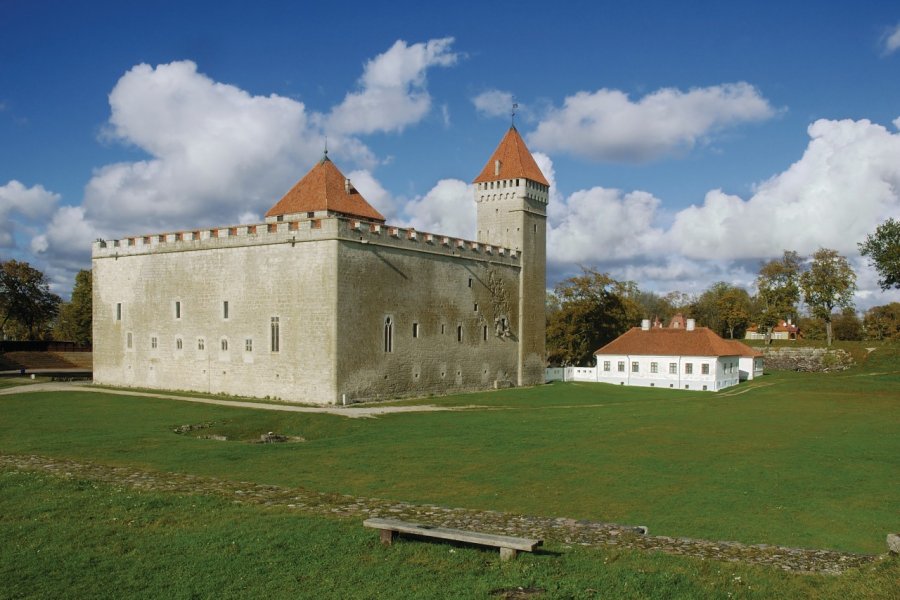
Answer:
(832, 307, 862, 341)
(799, 248, 857, 347)
(863, 302, 900, 341)
(546, 268, 641, 366)
(632, 290, 675, 324)
(717, 286, 752, 339)
(53, 269, 92, 344)
(0, 259, 61, 340)
(858, 218, 900, 291)
(755, 251, 802, 344)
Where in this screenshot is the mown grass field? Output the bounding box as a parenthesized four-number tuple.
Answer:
(0, 345, 898, 598)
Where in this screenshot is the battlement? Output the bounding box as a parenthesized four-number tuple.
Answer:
(91, 215, 521, 266)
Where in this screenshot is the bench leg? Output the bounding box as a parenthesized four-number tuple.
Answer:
(499, 547, 517, 561)
(379, 529, 396, 546)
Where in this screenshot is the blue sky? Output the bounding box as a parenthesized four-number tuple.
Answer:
(2, 0, 899, 309)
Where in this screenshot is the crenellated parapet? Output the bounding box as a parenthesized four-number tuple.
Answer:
(92, 215, 521, 266)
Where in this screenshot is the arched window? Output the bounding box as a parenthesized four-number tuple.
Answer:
(384, 317, 393, 353)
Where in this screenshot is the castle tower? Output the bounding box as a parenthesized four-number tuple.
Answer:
(473, 126, 549, 385)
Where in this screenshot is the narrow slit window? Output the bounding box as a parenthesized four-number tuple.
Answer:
(457, 325, 462, 342)
(175, 301, 181, 319)
(271, 317, 280, 352)
(126, 332, 132, 349)
(116, 303, 122, 321)
(220, 338, 228, 351)
(223, 301, 229, 319)
(384, 317, 393, 352)
(412, 322, 418, 338)
(483, 325, 487, 341)
(176, 338, 183, 350)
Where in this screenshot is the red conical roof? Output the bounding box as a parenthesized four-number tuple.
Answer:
(265, 156, 385, 222)
(473, 126, 549, 186)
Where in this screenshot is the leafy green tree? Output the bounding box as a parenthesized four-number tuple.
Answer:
(799, 248, 857, 346)
(632, 290, 675, 324)
(832, 307, 862, 341)
(755, 251, 802, 344)
(858, 218, 900, 291)
(546, 268, 641, 366)
(717, 286, 752, 339)
(863, 302, 900, 341)
(0, 259, 61, 340)
(53, 269, 92, 344)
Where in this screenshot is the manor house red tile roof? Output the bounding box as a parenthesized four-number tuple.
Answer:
(265, 155, 386, 222)
(595, 326, 759, 358)
(473, 126, 549, 186)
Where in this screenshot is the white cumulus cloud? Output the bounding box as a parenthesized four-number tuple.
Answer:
(0, 180, 59, 248)
(326, 38, 458, 135)
(403, 179, 474, 238)
(529, 83, 776, 162)
(473, 89, 515, 118)
(883, 22, 900, 54)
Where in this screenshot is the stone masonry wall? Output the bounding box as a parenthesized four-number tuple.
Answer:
(762, 347, 854, 372)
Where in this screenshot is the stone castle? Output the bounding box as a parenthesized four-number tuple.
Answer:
(91, 127, 549, 404)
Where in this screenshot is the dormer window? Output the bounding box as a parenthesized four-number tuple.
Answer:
(494, 160, 501, 176)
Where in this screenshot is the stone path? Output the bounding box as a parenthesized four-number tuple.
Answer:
(1, 453, 881, 575)
(0, 382, 461, 418)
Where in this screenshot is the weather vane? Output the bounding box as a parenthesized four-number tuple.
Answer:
(511, 98, 519, 127)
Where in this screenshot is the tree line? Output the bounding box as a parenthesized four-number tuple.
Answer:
(0, 260, 92, 344)
(548, 218, 900, 365)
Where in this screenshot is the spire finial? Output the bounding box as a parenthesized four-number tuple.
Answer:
(511, 97, 519, 128)
(323, 136, 329, 161)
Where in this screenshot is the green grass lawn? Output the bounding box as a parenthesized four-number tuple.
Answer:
(2, 469, 896, 600)
(0, 348, 897, 557)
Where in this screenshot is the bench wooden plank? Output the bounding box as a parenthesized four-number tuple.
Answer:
(363, 517, 542, 556)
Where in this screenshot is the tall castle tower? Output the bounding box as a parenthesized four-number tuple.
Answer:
(473, 127, 549, 385)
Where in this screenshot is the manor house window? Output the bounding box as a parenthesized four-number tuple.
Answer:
(669, 363, 677, 374)
(701, 364, 710, 375)
(603, 361, 610, 372)
(650, 362, 658, 374)
(617, 361, 625, 373)
(631, 361, 639, 373)
(685, 363, 693, 375)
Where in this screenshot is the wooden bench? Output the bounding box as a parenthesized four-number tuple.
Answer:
(364, 517, 542, 561)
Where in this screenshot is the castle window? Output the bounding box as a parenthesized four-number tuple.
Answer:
(223, 301, 229, 319)
(483, 325, 488, 341)
(176, 338, 183, 350)
(685, 363, 693, 375)
(474, 303, 478, 312)
(441, 323, 445, 335)
(468, 277, 472, 288)
(457, 325, 462, 342)
(617, 361, 625, 372)
(701, 364, 710, 375)
(175, 301, 181, 319)
(603, 361, 610, 372)
(126, 332, 132, 349)
(271, 317, 280, 352)
(384, 317, 393, 352)
(198, 338, 205, 351)
(116, 303, 122, 321)
(412, 322, 419, 338)
(151, 336, 158, 350)
(245, 338, 253, 352)
(221, 338, 228, 351)
(650, 362, 658, 374)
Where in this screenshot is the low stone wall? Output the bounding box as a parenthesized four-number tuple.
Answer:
(762, 347, 854, 372)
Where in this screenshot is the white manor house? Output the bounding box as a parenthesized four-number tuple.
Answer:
(548, 317, 764, 392)
(92, 127, 550, 405)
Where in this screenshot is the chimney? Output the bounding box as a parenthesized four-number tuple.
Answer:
(641, 319, 650, 331)
(686, 318, 696, 331)
(345, 178, 352, 193)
